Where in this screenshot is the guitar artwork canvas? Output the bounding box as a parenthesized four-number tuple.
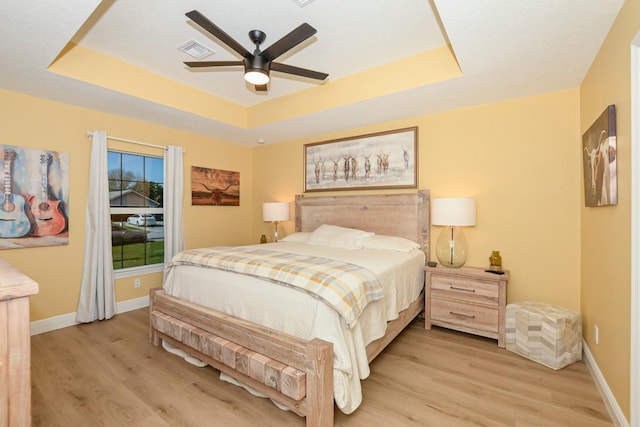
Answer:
(0, 146, 69, 249)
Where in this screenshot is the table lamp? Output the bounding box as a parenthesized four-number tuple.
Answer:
(262, 202, 290, 242)
(431, 198, 476, 268)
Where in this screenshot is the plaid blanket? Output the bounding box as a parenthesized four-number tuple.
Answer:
(166, 246, 384, 328)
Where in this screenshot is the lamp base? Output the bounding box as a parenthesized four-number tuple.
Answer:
(435, 226, 468, 268)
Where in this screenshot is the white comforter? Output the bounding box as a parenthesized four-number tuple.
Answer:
(163, 242, 425, 414)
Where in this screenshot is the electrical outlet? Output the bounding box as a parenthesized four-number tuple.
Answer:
(134, 278, 141, 288)
(594, 325, 599, 344)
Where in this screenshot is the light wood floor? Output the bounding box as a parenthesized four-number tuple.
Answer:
(31, 308, 613, 427)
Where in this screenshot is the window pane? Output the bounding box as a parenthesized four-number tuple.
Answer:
(146, 182, 163, 208)
(108, 152, 123, 207)
(111, 217, 148, 270)
(122, 153, 144, 181)
(108, 152, 122, 180)
(146, 240, 164, 265)
(122, 181, 147, 206)
(109, 185, 122, 207)
(146, 157, 163, 184)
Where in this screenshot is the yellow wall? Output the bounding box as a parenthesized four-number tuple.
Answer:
(580, 0, 639, 420)
(0, 88, 254, 321)
(254, 88, 582, 309)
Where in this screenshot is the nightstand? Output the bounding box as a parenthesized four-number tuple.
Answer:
(425, 265, 509, 348)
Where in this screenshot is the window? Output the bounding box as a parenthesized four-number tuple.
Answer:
(108, 150, 164, 272)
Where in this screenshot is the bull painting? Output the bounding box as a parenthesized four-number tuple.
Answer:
(582, 105, 617, 207)
(191, 166, 240, 206)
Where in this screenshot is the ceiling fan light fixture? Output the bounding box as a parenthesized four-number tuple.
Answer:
(244, 55, 270, 85)
(244, 69, 270, 85)
(184, 11, 327, 90)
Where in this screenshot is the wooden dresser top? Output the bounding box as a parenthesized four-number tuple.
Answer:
(0, 258, 39, 301)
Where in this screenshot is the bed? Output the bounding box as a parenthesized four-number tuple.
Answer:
(149, 190, 430, 427)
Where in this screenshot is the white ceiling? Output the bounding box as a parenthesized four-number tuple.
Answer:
(0, 0, 624, 146)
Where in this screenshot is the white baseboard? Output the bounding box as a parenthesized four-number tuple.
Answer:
(116, 295, 149, 314)
(30, 296, 150, 336)
(583, 340, 629, 427)
(30, 311, 78, 336)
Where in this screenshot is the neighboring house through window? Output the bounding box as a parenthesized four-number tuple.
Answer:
(108, 150, 164, 275)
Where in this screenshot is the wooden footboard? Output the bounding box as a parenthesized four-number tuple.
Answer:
(149, 288, 334, 427)
(149, 287, 425, 426)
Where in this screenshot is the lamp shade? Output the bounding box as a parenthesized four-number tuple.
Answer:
(431, 198, 476, 227)
(262, 202, 290, 222)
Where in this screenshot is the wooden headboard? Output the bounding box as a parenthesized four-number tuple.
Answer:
(295, 190, 430, 260)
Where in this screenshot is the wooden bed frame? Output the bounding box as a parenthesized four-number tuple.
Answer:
(149, 190, 430, 427)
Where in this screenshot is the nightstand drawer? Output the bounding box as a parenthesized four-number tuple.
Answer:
(431, 275, 499, 304)
(431, 298, 498, 334)
(425, 266, 508, 347)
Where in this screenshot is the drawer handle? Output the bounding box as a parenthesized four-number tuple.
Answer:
(450, 286, 476, 293)
(450, 311, 476, 319)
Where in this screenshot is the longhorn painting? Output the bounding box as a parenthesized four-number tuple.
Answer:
(582, 105, 617, 207)
(191, 166, 240, 206)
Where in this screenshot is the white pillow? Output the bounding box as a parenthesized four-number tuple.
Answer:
(362, 235, 421, 253)
(306, 224, 374, 249)
(279, 232, 312, 243)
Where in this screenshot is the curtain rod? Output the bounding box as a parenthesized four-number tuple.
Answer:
(86, 131, 167, 151)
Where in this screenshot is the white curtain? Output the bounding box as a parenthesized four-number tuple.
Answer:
(164, 145, 184, 266)
(76, 131, 116, 322)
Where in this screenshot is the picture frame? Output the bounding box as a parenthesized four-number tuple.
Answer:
(191, 166, 240, 206)
(0, 145, 69, 249)
(304, 126, 418, 192)
(582, 105, 617, 207)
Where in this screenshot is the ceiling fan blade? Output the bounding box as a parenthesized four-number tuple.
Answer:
(186, 10, 250, 58)
(270, 62, 328, 81)
(261, 23, 317, 62)
(255, 84, 268, 92)
(184, 61, 244, 68)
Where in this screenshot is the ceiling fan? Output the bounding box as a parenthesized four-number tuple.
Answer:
(184, 10, 329, 91)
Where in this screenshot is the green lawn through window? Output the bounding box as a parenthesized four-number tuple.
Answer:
(112, 241, 164, 269)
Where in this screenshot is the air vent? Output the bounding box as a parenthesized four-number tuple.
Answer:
(294, 0, 315, 7)
(178, 40, 215, 59)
